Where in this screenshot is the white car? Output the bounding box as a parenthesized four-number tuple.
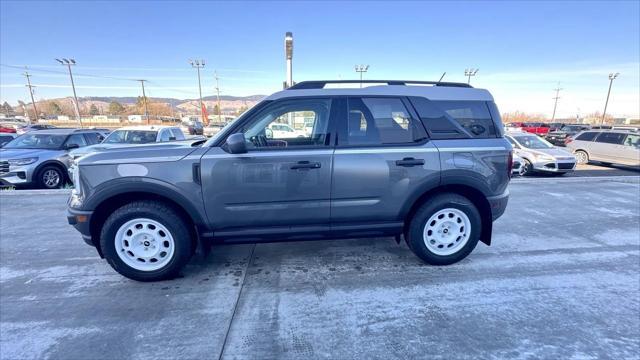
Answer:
(266, 123, 307, 139)
(512, 153, 525, 176)
(506, 132, 576, 176)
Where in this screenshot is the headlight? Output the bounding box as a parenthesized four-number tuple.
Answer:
(8, 157, 38, 166)
(535, 154, 554, 161)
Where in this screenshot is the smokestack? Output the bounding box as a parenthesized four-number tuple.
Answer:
(285, 32, 293, 88)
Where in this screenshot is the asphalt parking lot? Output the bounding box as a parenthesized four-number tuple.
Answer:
(1, 177, 639, 359)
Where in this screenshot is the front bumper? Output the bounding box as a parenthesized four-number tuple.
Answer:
(488, 189, 509, 221)
(67, 207, 94, 246)
(532, 160, 576, 173)
(0, 164, 34, 186)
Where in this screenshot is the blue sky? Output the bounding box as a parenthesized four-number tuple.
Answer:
(1, 0, 638, 117)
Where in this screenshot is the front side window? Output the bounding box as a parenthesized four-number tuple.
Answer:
(595, 132, 626, 145)
(344, 97, 426, 145)
(240, 98, 331, 149)
(623, 134, 639, 147)
(575, 132, 598, 141)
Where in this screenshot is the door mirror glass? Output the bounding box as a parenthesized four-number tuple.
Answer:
(226, 133, 247, 154)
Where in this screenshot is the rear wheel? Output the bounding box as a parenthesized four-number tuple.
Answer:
(574, 150, 589, 164)
(100, 201, 193, 281)
(406, 193, 481, 265)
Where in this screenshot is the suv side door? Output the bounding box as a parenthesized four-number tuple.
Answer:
(200, 97, 335, 232)
(592, 132, 627, 162)
(331, 97, 440, 227)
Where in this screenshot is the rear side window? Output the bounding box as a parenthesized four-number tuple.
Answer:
(575, 132, 598, 141)
(84, 132, 103, 144)
(595, 132, 626, 145)
(344, 97, 426, 145)
(409, 97, 497, 139)
(171, 128, 185, 140)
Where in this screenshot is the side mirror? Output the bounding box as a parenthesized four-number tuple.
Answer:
(66, 143, 80, 150)
(226, 133, 247, 154)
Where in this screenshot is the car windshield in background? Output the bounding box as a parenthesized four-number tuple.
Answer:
(514, 135, 554, 149)
(3, 133, 66, 149)
(562, 125, 585, 131)
(103, 130, 158, 144)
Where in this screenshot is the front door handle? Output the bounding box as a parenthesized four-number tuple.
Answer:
(290, 161, 321, 170)
(395, 157, 425, 167)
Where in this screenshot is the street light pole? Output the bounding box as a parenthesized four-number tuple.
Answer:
(464, 68, 479, 84)
(137, 80, 149, 124)
(56, 58, 82, 126)
(354, 65, 369, 88)
(285, 32, 293, 88)
(22, 69, 38, 123)
(551, 83, 562, 122)
(214, 71, 222, 124)
(602, 72, 619, 124)
(189, 59, 207, 125)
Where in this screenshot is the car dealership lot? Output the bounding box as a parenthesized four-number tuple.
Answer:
(1, 177, 639, 359)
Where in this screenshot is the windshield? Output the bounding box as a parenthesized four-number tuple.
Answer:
(103, 130, 158, 144)
(562, 125, 584, 131)
(513, 135, 554, 149)
(3, 133, 66, 149)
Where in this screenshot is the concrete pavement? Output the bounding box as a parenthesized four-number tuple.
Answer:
(1, 178, 639, 359)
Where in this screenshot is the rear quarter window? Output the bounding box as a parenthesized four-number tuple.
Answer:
(409, 97, 498, 139)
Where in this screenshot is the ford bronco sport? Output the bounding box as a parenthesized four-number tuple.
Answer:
(67, 80, 512, 281)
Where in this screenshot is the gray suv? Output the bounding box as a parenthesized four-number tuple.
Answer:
(1, 128, 107, 189)
(67, 80, 512, 281)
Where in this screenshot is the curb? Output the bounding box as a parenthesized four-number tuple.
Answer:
(0, 189, 72, 196)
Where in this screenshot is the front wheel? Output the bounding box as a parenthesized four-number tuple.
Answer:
(37, 166, 64, 189)
(100, 201, 193, 281)
(521, 159, 534, 176)
(406, 193, 481, 265)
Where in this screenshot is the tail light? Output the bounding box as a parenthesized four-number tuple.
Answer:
(507, 151, 513, 179)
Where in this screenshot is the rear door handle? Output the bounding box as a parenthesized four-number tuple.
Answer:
(290, 161, 321, 170)
(395, 157, 425, 167)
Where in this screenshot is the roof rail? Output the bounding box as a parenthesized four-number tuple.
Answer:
(288, 80, 473, 90)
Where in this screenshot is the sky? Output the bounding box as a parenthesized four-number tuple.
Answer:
(1, 0, 639, 118)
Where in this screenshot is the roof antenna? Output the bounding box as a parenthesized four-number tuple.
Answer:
(437, 72, 446, 83)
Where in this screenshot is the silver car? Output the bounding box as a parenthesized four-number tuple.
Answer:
(0, 129, 104, 188)
(566, 130, 640, 167)
(505, 131, 576, 175)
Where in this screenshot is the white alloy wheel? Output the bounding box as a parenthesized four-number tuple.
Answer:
(423, 208, 471, 256)
(114, 218, 175, 271)
(575, 151, 588, 164)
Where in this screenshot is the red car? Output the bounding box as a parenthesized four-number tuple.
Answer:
(522, 122, 550, 135)
(0, 124, 17, 133)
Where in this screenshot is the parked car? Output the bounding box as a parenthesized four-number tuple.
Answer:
(69, 125, 185, 160)
(521, 122, 551, 136)
(67, 79, 512, 282)
(566, 130, 640, 167)
(548, 122, 566, 132)
(265, 122, 307, 139)
(0, 133, 17, 147)
(181, 118, 204, 135)
(0, 124, 17, 133)
(505, 132, 576, 175)
(0, 129, 106, 189)
(504, 122, 525, 132)
(16, 124, 57, 135)
(545, 124, 591, 146)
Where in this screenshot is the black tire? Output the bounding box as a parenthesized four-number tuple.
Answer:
(100, 200, 193, 282)
(37, 165, 65, 189)
(521, 159, 534, 176)
(406, 193, 481, 265)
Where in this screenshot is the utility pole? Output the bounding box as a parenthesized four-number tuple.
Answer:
(56, 58, 82, 126)
(136, 80, 150, 124)
(551, 83, 562, 122)
(354, 65, 369, 88)
(464, 68, 479, 84)
(189, 59, 207, 125)
(602, 72, 619, 124)
(22, 70, 38, 123)
(214, 71, 222, 124)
